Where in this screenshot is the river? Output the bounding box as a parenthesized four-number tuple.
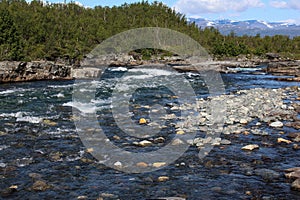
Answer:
(0, 65, 299, 199)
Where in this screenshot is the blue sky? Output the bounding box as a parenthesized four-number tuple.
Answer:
(49, 0, 300, 24)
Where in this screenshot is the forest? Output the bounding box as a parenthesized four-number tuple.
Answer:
(0, 0, 300, 62)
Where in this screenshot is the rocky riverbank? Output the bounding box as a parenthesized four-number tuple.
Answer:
(0, 55, 299, 83)
(0, 61, 73, 83)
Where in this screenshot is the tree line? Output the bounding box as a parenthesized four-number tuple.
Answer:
(0, 0, 300, 62)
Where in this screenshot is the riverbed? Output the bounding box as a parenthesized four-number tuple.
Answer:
(0, 65, 299, 199)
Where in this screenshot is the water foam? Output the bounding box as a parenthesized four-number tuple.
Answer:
(108, 67, 128, 72)
(63, 101, 96, 114)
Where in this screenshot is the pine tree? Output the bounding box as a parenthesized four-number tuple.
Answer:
(0, 8, 23, 60)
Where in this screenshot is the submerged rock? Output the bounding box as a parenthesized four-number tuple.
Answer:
(1, 185, 18, 197)
(31, 180, 50, 191)
(254, 169, 280, 181)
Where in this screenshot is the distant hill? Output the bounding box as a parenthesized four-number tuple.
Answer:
(190, 18, 300, 37)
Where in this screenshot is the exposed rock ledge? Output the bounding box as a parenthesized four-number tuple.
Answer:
(0, 61, 72, 83)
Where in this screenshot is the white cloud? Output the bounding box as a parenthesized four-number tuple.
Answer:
(270, 0, 300, 9)
(270, 1, 288, 8)
(174, 0, 264, 15)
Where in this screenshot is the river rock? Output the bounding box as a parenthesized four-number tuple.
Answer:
(285, 171, 300, 179)
(252, 129, 269, 136)
(43, 119, 57, 126)
(291, 179, 300, 191)
(28, 173, 42, 180)
(137, 140, 152, 147)
(1, 185, 18, 197)
(269, 121, 284, 128)
(77, 196, 88, 200)
(136, 162, 148, 168)
(277, 138, 292, 144)
(32, 180, 50, 191)
(176, 130, 185, 135)
(113, 161, 122, 168)
(220, 139, 232, 145)
(254, 169, 280, 181)
(293, 144, 300, 150)
(157, 176, 169, 182)
(285, 167, 300, 180)
(153, 162, 166, 168)
(154, 137, 165, 143)
(239, 119, 248, 124)
(242, 144, 259, 151)
(139, 118, 147, 124)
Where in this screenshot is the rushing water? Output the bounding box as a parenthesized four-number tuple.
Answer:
(0, 66, 299, 199)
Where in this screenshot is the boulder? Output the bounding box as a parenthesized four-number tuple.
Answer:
(71, 67, 102, 79)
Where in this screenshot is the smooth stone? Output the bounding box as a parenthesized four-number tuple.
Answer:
(113, 161, 122, 168)
(277, 138, 292, 144)
(256, 122, 262, 126)
(113, 135, 121, 140)
(269, 121, 284, 128)
(139, 118, 147, 124)
(153, 162, 166, 168)
(176, 130, 185, 135)
(239, 119, 248, 124)
(136, 162, 148, 168)
(157, 176, 169, 182)
(242, 144, 259, 151)
(77, 196, 88, 200)
(138, 140, 152, 147)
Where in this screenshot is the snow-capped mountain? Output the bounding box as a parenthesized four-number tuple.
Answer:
(190, 18, 300, 37)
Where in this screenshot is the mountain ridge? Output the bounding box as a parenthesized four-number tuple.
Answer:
(190, 18, 300, 37)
